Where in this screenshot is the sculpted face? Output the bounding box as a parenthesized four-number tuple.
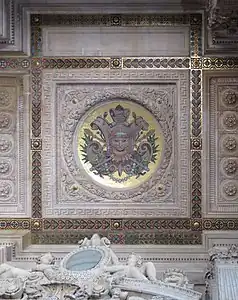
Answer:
(110, 136, 129, 154)
(40, 253, 54, 264)
(91, 233, 101, 246)
(164, 273, 184, 285)
(127, 254, 137, 266)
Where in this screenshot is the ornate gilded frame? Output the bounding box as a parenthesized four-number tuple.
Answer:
(0, 13, 238, 245)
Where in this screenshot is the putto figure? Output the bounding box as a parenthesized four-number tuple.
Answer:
(81, 104, 159, 183)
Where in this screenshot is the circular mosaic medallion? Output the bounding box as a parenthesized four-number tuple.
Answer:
(76, 100, 164, 189)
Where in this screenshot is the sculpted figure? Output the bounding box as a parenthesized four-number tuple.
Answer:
(78, 237, 91, 247)
(33, 252, 55, 272)
(0, 263, 30, 279)
(78, 234, 101, 247)
(104, 253, 157, 282)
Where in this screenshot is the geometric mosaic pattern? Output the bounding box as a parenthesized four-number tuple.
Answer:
(0, 12, 238, 244)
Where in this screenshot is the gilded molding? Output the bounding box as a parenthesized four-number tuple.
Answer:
(190, 69, 202, 219)
(0, 58, 31, 70)
(43, 218, 192, 231)
(0, 219, 31, 230)
(202, 57, 238, 69)
(189, 14, 202, 57)
(123, 57, 190, 69)
(42, 58, 110, 69)
(0, 218, 238, 233)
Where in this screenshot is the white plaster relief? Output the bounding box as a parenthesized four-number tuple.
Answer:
(42, 26, 190, 57)
(0, 0, 7, 40)
(0, 77, 30, 217)
(0, 234, 202, 300)
(41, 69, 190, 218)
(204, 76, 238, 216)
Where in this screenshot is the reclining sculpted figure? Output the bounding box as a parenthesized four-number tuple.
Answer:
(104, 253, 157, 282)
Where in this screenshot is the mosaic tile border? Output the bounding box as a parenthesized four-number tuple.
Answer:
(0, 218, 238, 232)
(1, 57, 238, 71)
(190, 69, 202, 218)
(0, 58, 31, 70)
(31, 230, 202, 245)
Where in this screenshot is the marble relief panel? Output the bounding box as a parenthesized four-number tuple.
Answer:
(41, 69, 190, 218)
(0, 77, 30, 216)
(204, 75, 238, 216)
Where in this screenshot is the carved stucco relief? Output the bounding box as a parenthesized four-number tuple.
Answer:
(205, 76, 238, 216)
(0, 77, 30, 216)
(41, 69, 190, 218)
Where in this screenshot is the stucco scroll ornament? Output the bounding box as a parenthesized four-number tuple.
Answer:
(0, 90, 10, 107)
(0, 113, 11, 129)
(0, 137, 12, 153)
(0, 277, 25, 299)
(207, 0, 219, 28)
(78, 234, 119, 266)
(0, 263, 39, 299)
(204, 245, 238, 296)
(64, 286, 89, 300)
(78, 233, 112, 248)
(104, 252, 157, 282)
(0, 160, 11, 175)
(162, 269, 192, 289)
(0, 181, 12, 199)
(207, 0, 238, 38)
(208, 244, 238, 263)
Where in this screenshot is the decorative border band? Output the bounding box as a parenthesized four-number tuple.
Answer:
(0, 218, 237, 232)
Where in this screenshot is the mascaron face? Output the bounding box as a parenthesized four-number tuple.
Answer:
(109, 135, 130, 156)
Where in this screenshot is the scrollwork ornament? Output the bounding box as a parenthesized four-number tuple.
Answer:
(223, 113, 237, 130)
(222, 90, 238, 107)
(223, 159, 238, 176)
(0, 181, 12, 200)
(0, 113, 11, 130)
(222, 136, 237, 152)
(0, 160, 11, 175)
(222, 182, 237, 198)
(0, 90, 10, 107)
(0, 136, 13, 153)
